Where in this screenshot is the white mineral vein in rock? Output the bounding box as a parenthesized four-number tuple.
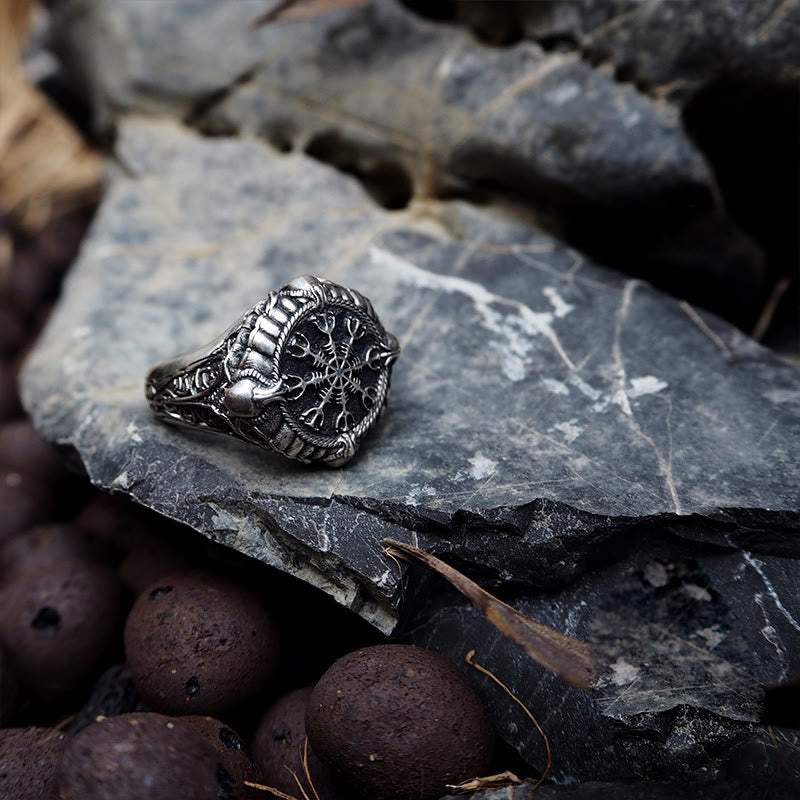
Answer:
(763, 388, 800, 404)
(541, 377, 570, 396)
(543, 286, 575, 318)
(744, 552, 800, 634)
(628, 375, 668, 398)
(468, 452, 497, 480)
(370, 246, 576, 378)
(552, 419, 583, 443)
(568, 374, 600, 402)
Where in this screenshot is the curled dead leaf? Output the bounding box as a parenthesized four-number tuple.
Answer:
(446, 770, 522, 793)
(383, 538, 603, 689)
(0, 0, 101, 231)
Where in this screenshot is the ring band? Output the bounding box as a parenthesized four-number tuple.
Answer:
(145, 276, 400, 466)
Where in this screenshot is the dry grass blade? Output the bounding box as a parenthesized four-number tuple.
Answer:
(302, 738, 322, 800)
(446, 770, 522, 793)
(0, 0, 101, 231)
(0, 0, 36, 72)
(243, 781, 301, 799)
(383, 539, 600, 689)
(751, 275, 793, 342)
(252, 0, 373, 27)
(466, 650, 551, 790)
(287, 765, 312, 800)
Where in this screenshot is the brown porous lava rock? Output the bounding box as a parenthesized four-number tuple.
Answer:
(251, 687, 338, 800)
(0, 640, 20, 725)
(0, 726, 68, 800)
(0, 522, 118, 581)
(307, 644, 494, 800)
(0, 361, 21, 421)
(57, 712, 236, 800)
(181, 715, 260, 791)
(118, 533, 195, 594)
(0, 558, 128, 703)
(0, 470, 55, 544)
(73, 492, 155, 551)
(124, 570, 280, 716)
(0, 419, 69, 484)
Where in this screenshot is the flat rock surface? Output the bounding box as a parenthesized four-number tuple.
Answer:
(21, 117, 800, 632)
(402, 511, 800, 781)
(440, 779, 799, 800)
(49, 0, 766, 323)
(25, 2, 800, 790)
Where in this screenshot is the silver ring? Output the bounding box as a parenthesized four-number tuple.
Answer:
(145, 276, 400, 466)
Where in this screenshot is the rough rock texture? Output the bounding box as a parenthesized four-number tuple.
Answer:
(400, 520, 800, 782)
(569, 0, 800, 96)
(24, 0, 800, 791)
(66, 663, 147, 734)
(446, 0, 800, 94)
(47, 0, 766, 324)
(20, 116, 800, 784)
(440, 780, 799, 800)
(20, 116, 800, 629)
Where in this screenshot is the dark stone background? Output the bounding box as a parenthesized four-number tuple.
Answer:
(21, 0, 800, 793)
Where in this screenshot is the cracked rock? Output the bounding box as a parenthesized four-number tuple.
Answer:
(446, 0, 800, 100)
(20, 8, 800, 786)
(439, 779, 798, 800)
(21, 116, 800, 622)
(400, 511, 800, 782)
(47, 0, 765, 324)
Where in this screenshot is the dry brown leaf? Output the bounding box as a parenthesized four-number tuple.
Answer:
(0, 0, 37, 73)
(243, 781, 301, 799)
(252, 0, 373, 27)
(0, 75, 101, 229)
(383, 539, 601, 689)
(0, 0, 101, 230)
(446, 770, 522, 793)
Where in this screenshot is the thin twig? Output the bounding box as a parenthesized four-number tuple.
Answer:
(466, 650, 551, 790)
(244, 781, 300, 799)
(302, 738, 322, 800)
(679, 300, 733, 356)
(751, 276, 793, 342)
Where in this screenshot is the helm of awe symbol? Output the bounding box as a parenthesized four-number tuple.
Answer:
(281, 308, 384, 435)
(146, 275, 400, 466)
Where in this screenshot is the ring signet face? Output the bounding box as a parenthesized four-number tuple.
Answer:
(146, 276, 400, 467)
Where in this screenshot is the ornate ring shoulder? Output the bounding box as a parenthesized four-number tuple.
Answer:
(145, 276, 400, 466)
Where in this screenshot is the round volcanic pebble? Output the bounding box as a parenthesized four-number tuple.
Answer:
(0, 726, 68, 800)
(74, 492, 154, 550)
(0, 558, 128, 703)
(119, 533, 195, 594)
(124, 570, 280, 716)
(0, 470, 55, 544)
(307, 644, 495, 800)
(0, 361, 20, 421)
(58, 712, 234, 800)
(0, 419, 69, 484)
(0, 304, 25, 359)
(0, 639, 20, 725)
(181, 715, 260, 790)
(252, 687, 338, 800)
(0, 522, 118, 581)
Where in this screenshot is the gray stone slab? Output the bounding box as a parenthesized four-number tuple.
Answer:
(47, 0, 765, 322)
(20, 118, 800, 638)
(449, 0, 800, 98)
(29, 3, 800, 788)
(440, 779, 799, 800)
(402, 510, 800, 781)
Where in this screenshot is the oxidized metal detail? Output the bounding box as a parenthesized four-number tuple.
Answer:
(145, 276, 400, 466)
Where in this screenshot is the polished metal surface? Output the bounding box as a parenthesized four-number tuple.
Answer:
(146, 276, 400, 466)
